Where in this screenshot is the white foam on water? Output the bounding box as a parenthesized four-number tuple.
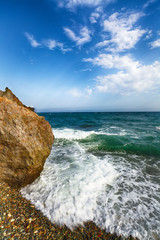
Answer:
(156, 126, 160, 130)
(52, 128, 127, 140)
(53, 128, 96, 140)
(21, 129, 160, 240)
(95, 157, 160, 239)
(21, 142, 118, 228)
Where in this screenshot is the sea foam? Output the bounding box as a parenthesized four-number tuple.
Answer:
(21, 142, 118, 227)
(21, 127, 160, 240)
(52, 127, 128, 140)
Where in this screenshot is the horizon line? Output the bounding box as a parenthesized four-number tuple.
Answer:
(37, 110, 160, 113)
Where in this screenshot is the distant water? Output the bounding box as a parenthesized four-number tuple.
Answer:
(21, 112, 160, 240)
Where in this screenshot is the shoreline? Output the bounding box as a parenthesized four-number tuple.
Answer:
(0, 182, 138, 240)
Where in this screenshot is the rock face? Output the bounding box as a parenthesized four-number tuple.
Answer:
(0, 89, 54, 188)
(0, 87, 35, 112)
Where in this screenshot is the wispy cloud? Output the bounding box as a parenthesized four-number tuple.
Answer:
(90, 12, 100, 23)
(58, 0, 116, 9)
(68, 88, 83, 97)
(43, 39, 57, 50)
(85, 88, 92, 95)
(150, 38, 160, 48)
(68, 87, 93, 97)
(90, 7, 103, 23)
(43, 39, 71, 52)
(80, 68, 92, 72)
(25, 32, 71, 52)
(64, 27, 91, 46)
(57, 43, 72, 53)
(143, 0, 157, 9)
(84, 54, 140, 71)
(25, 32, 41, 48)
(96, 12, 146, 52)
(84, 54, 160, 94)
(145, 30, 152, 39)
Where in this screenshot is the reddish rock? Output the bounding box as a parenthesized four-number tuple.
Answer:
(0, 91, 54, 188)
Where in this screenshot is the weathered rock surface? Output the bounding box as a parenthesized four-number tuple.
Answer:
(0, 90, 54, 188)
(0, 87, 34, 112)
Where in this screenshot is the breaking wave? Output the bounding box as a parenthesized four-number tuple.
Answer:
(21, 127, 160, 240)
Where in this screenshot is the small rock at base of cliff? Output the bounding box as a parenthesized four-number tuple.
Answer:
(0, 91, 54, 188)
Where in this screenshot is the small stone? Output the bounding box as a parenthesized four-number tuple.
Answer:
(8, 213, 12, 218)
(28, 217, 32, 223)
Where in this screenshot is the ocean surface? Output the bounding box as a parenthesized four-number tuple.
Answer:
(21, 112, 160, 240)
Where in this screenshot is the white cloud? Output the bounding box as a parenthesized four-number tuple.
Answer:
(43, 39, 71, 52)
(25, 32, 41, 48)
(43, 39, 57, 50)
(145, 30, 152, 39)
(143, 0, 157, 9)
(64, 27, 91, 46)
(25, 33, 71, 52)
(84, 54, 160, 94)
(85, 88, 92, 95)
(64, 28, 78, 41)
(84, 54, 140, 70)
(150, 38, 160, 48)
(96, 12, 146, 52)
(90, 6, 103, 23)
(68, 88, 83, 97)
(80, 68, 92, 72)
(57, 43, 72, 53)
(58, 0, 115, 9)
(68, 87, 93, 97)
(90, 12, 100, 23)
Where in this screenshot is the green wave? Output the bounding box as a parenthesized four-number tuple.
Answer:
(79, 134, 160, 157)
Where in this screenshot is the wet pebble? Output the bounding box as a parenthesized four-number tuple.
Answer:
(0, 182, 138, 240)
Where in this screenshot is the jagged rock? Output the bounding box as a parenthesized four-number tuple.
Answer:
(0, 91, 54, 188)
(0, 87, 35, 112)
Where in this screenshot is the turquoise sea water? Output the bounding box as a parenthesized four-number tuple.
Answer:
(21, 112, 160, 239)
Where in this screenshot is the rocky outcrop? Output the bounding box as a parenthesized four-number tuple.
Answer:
(0, 87, 34, 112)
(0, 90, 54, 188)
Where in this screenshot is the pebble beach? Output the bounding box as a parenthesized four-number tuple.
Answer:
(0, 182, 138, 240)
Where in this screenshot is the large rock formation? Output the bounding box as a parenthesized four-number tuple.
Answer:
(0, 88, 54, 188)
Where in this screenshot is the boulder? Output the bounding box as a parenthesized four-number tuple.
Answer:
(0, 91, 54, 188)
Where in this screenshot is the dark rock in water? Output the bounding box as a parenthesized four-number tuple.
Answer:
(0, 89, 54, 188)
(80, 124, 94, 129)
(0, 87, 35, 112)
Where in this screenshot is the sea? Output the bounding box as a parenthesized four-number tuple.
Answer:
(21, 112, 160, 240)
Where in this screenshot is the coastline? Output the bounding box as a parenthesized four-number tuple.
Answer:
(0, 182, 138, 240)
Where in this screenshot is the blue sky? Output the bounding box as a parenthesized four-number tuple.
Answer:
(0, 0, 160, 111)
